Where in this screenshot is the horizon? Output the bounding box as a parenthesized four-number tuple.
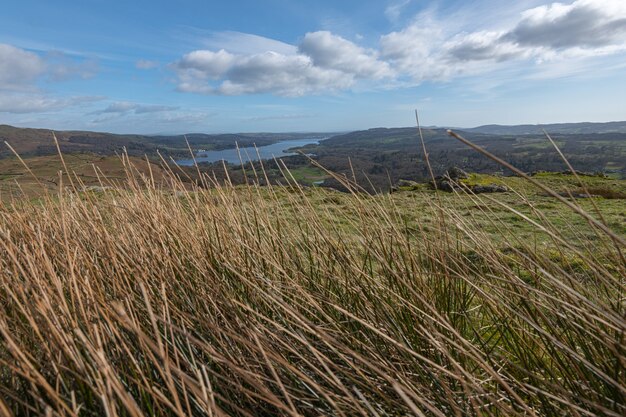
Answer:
(2, 119, 626, 137)
(1, 0, 625, 134)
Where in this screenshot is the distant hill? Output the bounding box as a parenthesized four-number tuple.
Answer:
(0, 124, 329, 159)
(0, 124, 156, 158)
(291, 125, 626, 191)
(464, 121, 626, 135)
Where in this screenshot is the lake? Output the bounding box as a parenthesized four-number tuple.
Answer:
(176, 138, 323, 166)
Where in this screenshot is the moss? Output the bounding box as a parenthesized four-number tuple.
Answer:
(458, 173, 511, 192)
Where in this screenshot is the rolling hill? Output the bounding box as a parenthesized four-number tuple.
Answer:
(463, 121, 626, 135)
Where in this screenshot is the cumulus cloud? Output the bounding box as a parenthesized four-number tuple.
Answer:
(443, 0, 626, 64)
(379, 0, 626, 82)
(445, 31, 528, 62)
(215, 52, 352, 96)
(174, 49, 354, 96)
(379, 16, 462, 81)
(508, 0, 626, 49)
(173, 31, 395, 96)
(177, 49, 237, 80)
(299, 31, 393, 79)
(172, 0, 626, 96)
(0, 44, 46, 90)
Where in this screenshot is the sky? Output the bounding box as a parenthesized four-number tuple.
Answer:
(0, 0, 625, 134)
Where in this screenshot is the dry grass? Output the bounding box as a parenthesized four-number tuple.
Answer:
(0, 149, 624, 416)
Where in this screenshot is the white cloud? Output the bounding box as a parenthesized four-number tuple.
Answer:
(90, 109, 211, 126)
(200, 31, 298, 55)
(245, 114, 312, 122)
(445, 31, 529, 63)
(0, 94, 101, 114)
(93, 102, 179, 115)
(509, 0, 626, 48)
(385, 0, 411, 22)
(0, 44, 46, 90)
(100, 102, 138, 114)
(379, 15, 459, 82)
(299, 31, 393, 79)
(177, 49, 237, 80)
(174, 49, 354, 97)
(136, 59, 159, 70)
(88, 102, 205, 127)
(45, 51, 98, 81)
(215, 52, 353, 96)
(0, 43, 98, 95)
(157, 112, 211, 124)
(443, 0, 626, 63)
(173, 31, 393, 96)
(172, 0, 626, 96)
(380, 0, 626, 82)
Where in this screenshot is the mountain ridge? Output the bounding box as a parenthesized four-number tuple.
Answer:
(463, 121, 626, 135)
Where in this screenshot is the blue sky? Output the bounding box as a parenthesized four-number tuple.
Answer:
(1, 0, 625, 134)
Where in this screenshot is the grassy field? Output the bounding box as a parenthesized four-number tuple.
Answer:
(0, 153, 624, 416)
(0, 153, 168, 201)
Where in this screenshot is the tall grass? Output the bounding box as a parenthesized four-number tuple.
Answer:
(0, 146, 624, 416)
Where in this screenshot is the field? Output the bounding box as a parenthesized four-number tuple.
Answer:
(0, 154, 168, 201)
(0, 151, 624, 416)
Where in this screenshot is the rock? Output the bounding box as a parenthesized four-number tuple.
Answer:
(428, 167, 469, 191)
(428, 169, 509, 194)
(472, 184, 508, 193)
(391, 179, 421, 192)
(437, 179, 456, 192)
(430, 177, 459, 192)
(396, 179, 419, 188)
(445, 167, 469, 180)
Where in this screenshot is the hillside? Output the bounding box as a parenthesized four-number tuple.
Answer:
(0, 153, 170, 200)
(464, 121, 626, 135)
(283, 127, 626, 191)
(0, 124, 326, 159)
(2, 123, 625, 195)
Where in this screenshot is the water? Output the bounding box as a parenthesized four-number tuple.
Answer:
(176, 138, 323, 166)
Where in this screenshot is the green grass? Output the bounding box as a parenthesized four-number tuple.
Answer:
(283, 166, 329, 185)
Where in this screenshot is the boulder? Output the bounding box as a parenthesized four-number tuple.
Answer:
(436, 179, 456, 192)
(445, 167, 469, 180)
(396, 179, 419, 187)
(472, 184, 508, 193)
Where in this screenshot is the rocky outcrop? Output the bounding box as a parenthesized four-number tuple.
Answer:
(472, 184, 508, 194)
(430, 167, 467, 191)
(446, 167, 469, 180)
(392, 168, 509, 194)
(390, 179, 421, 192)
(430, 167, 508, 194)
